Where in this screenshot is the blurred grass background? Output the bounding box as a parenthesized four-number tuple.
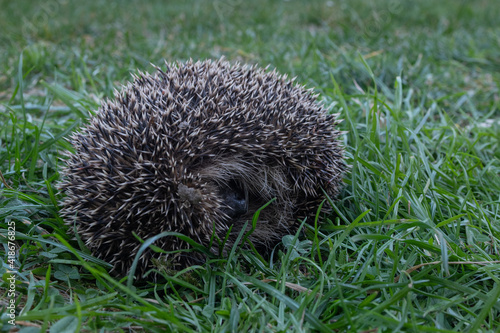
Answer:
(1, 0, 498, 107)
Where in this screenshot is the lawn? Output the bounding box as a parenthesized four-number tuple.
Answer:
(1, 0, 500, 332)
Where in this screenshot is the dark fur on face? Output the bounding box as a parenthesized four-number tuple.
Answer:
(59, 59, 346, 277)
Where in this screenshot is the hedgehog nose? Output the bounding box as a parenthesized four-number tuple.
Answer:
(223, 191, 247, 218)
(219, 182, 248, 219)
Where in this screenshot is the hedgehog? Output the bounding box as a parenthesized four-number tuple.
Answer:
(59, 59, 346, 277)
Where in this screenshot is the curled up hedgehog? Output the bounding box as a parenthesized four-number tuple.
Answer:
(59, 59, 346, 277)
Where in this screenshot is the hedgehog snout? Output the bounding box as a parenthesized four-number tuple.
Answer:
(218, 180, 248, 219)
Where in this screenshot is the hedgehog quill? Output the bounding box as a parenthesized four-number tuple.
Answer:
(59, 59, 346, 277)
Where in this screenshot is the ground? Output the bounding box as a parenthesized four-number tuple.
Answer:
(0, 0, 499, 332)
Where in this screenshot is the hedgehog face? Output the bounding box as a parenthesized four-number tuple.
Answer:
(59, 59, 346, 277)
(196, 159, 295, 247)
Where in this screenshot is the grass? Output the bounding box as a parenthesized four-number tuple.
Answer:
(1, 0, 500, 331)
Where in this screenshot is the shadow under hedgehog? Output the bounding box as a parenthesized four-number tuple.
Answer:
(59, 59, 346, 277)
